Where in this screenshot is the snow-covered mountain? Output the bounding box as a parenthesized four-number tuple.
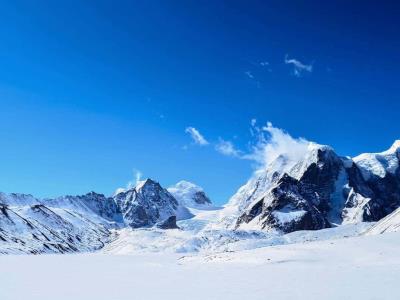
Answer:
(0, 202, 112, 254)
(168, 181, 212, 209)
(0, 179, 191, 254)
(114, 178, 183, 228)
(224, 140, 400, 233)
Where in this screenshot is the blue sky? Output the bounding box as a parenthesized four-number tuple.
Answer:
(0, 1, 399, 204)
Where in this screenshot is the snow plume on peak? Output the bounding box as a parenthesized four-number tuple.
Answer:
(114, 170, 143, 195)
(244, 122, 317, 174)
(220, 123, 323, 224)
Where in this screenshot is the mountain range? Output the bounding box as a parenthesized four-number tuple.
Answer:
(1, 140, 399, 254)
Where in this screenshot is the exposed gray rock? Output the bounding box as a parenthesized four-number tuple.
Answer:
(156, 216, 179, 229)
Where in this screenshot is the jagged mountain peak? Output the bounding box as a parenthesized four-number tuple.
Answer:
(113, 178, 180, 228)
(224, 138, 400, 233)
(114, 178, 162, 196)
(225, 142, 340, 215)
(134, 178, 162, 191)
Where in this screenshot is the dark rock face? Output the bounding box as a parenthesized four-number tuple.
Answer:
(235, 144, 400, 233)
(344, 164, 400, 222)
(78, 192, 121, 221)
(192, 191, 212, 206)
(156, 216, 179, 229)
(236, 149, 339, 233)
(113, 179, 179, 228)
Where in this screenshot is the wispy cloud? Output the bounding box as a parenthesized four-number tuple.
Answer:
(259, 61, 269, 67)
(284, 54, 313, 77)
(215, 139, 241, 157)
(243, 122, 312, 172)
(216, 120, 314, 175)
(185, 127, 209, 146)
(245, 71, 254, 79)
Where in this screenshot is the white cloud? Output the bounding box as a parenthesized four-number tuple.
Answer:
(114, 169, 143, 195)
(243, 122, 312, 172)
(216, 121, 314, 175)
(260, 61, 269, 66)
(215, 139, 241, 157)
(284, 54, 313, 77)
(185, 127, 209, 146)
(245, 71, 254, 79)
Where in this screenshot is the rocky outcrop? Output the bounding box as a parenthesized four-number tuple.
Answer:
(156, 216, 179, 229)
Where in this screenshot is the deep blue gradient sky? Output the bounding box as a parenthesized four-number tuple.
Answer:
(1, 1, 399, 203)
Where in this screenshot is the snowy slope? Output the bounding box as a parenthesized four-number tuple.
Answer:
(1, 231, 400, 300)
(353, 140, 400, 180)
(103, 203, 372, 255)
(365, 207, 400, 234)
(0, 204, 112, 254)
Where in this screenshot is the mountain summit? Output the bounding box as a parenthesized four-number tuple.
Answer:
(114, 178, 180, 228)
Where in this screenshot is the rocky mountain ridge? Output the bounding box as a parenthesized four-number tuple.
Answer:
(229, 140, 400, 233)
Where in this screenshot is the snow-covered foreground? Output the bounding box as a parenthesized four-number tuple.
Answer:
(1, 232, 400, 300)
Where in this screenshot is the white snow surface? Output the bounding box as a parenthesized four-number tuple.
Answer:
(353, 140, 400, 180)
(102, 206, 372, 255)
(366, 207, 400, 235)
(1, 231, 400, 300)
